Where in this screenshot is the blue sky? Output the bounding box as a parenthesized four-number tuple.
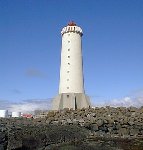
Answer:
(0, 0, 143, 111)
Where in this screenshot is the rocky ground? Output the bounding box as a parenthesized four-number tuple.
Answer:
(0, 106, 143, 150)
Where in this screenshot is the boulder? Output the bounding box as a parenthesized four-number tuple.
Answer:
(130, 128, 139, 136)
(96, 119, 104, 127)
(89, 124, 99, 132)
(119, 128, 129, 136)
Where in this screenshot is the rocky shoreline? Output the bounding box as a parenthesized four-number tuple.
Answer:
(0, 106, 143, 149)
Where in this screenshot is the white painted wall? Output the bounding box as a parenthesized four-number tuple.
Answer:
(0, 110, 8, 118)
(12, 112, 21, 117)
(59, 25, 84, 94)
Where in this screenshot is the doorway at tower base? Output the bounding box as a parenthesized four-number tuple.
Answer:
(52, 93, 91, 110)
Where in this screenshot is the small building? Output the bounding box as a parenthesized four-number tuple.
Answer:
(0, 110, 8, 118)
(12, 112, 21, 117)
(22, 114, 33, 118)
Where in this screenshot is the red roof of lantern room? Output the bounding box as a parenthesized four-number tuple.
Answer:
(68, 21, 77, 26)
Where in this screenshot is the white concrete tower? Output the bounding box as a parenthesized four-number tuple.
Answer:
(52, 21, 91, 110)
(59, 22, 84, 94)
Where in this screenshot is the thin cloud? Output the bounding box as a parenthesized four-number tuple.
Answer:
(0, 99, 52, 113)
(130, 88, 143, 98)
(0, 99, 13, 110)
(8, 99, 52, 113)
(25, 69, 47, 78)
(92, 95, 143, 108)
(11, 89, 22, 94)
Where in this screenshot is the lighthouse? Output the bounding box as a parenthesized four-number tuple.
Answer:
(52, 22, 91, 110)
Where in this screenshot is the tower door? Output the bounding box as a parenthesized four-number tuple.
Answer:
(75, 96, 77, 110)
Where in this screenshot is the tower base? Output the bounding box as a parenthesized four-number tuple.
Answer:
(52, 93, 91, 110)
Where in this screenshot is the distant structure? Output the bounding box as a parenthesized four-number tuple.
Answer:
(52, 21, 91, 110)
(22, 114, 33, 118)
(12, 112, 21, 117)
(0, 110, 8, 118)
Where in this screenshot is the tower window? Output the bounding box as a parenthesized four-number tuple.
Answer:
(68, 56, 70, 58)
(67, 95, 69, 98)
(68, 41, 70, 43)
(67, 71, 70, 73)
(68, 63, 70, 65)
(68, 49, 70, 51)
(67, 79, 69, 81)
(67, 87, 69, 89)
